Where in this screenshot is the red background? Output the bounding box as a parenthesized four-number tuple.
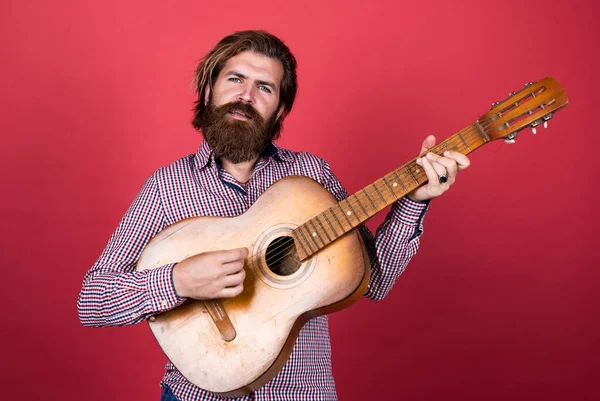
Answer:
(2, 0, 598, 400)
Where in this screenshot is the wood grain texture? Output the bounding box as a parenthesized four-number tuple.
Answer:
(133, 77, 569, 396)
(136, 176, 370, 396)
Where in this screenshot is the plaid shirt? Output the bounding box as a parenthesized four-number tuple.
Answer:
(77, 141, 428, 401)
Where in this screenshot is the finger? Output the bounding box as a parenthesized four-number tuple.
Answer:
(442, 151, 471, 170)
(221, 268, 246, 287)
(218, 283, 244, 298)
(419, 155, 441, 185)
(421, 153, 451, 182)
(419, 135, 436, 154)
(221, 259, 245, 275)
(215, 247, 250, 264)
(429, 160, 450, 183)
(426, 153, 458, 179)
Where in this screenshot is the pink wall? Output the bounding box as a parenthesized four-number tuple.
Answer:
(2, 0, 598, 399)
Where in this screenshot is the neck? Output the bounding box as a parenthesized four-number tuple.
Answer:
(290, 120, 490, 261)
(220, 157, 260, 184)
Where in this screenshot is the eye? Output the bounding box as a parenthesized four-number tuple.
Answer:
(228, 77, 242, 83)
(259, 85, 272, 93)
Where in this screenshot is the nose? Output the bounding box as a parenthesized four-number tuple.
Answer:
(238, 83, 254, 104)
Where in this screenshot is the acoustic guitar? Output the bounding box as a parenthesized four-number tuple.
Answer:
(136, 77, 568, 397)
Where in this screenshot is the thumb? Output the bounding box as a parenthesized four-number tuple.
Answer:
(420, 135, 436, 154)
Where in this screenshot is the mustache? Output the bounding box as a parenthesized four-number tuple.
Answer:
(213, 101, 263, 121)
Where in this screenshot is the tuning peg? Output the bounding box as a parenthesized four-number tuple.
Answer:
(508, 92, 517, 97)
(504, 132, 518, 144)
(542, 113, 553, 121)
(490, 101, 500, 110)
(525, 81, 535, 87)
(542, 112, 553, 129)
(530, 119, 541, 134)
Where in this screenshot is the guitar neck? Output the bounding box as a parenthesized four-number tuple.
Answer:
(291, 122, 490, 261)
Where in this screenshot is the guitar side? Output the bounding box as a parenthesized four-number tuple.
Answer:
(136, 176, 370, 396)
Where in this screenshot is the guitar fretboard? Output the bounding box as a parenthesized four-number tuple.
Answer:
(291, 121, 490, 261)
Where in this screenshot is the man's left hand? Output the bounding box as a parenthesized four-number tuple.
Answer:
(407, 135, 471, 202)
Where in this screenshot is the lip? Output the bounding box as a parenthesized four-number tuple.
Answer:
(228, 110, 251, 120)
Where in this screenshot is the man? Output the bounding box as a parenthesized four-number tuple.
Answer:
(77, 30, 470, 400)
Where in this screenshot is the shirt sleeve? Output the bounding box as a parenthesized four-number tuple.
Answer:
(321, 161, 429, 301)
(77, 174, 186, 327)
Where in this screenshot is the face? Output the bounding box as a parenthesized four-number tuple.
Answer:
(207, 51, 284, 122)
(198, 51, 285, 164)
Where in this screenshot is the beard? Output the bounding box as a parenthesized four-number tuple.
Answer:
(198, 100, 277, 164)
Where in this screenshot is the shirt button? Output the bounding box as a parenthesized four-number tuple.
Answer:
(149, 316, 156, 322)
(161, 300, 168, 307)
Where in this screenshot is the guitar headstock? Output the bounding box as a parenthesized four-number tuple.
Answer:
(480, 77, 568, 143)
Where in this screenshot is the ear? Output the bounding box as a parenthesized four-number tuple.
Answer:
(275, 105, 285, 121)
(204, 86, 211, 106)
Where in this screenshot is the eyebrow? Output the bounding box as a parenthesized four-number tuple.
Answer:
(226, 70, 278, 91)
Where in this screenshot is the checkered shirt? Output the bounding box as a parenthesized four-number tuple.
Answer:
(77, 140, 428, 400)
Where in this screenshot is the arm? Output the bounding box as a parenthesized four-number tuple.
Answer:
(359, 198, 428, 301)
(77, 175, 185, 327)
(321, 136, 470, 301)
(321, 163, 428, 301)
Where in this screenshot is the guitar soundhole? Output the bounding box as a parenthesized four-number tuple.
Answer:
(265, 236, 301, 276)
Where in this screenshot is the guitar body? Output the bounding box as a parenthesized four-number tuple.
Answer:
(136, 176, 371, 397)
(132, 76, 568, 397)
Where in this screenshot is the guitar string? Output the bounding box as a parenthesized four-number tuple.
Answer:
(248, 116, 525, 269)
(246, 122, 492, 269)
(252, 85, 559, 266)
(230, 88, 562, 291)
(249, 123, 515, 269)
(245, 103, 555, 270)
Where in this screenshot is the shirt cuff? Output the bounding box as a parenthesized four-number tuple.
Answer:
(146, 263, 186, 313)
(390, 197, 430, 226)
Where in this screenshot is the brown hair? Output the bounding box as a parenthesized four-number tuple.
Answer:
(191, 30, 298, 139)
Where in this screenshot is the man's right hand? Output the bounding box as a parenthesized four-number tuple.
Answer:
(172, 248, 249, 300)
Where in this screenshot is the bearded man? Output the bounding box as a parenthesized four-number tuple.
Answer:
(77, 30, 470, 401)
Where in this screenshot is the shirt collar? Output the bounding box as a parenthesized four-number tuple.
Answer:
(195, 140, 293, 169)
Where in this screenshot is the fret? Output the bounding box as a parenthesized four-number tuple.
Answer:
(392, 170, 409, 194)
(372, 182, 386, 204)
(294, 117, 503, 260)
(306, 221, 323, 248)
(451, 138, 462, 152)
(340, 199, 360, 223)
(399, 176, 408, 193)
(405, 165, 419, 185)
(330, 208, 347, 232)
(315, 216, 332, 243)
(321, 211, 338, 237)
(457, 132, 472, 151)
(292, 232, 309, 257)
(353, 194, 369, 219)
(362, 188, 377, 210)
(337, 203, 354, 227)
(296, 226, 315, 253)
(303, 223, 321, 250)
(474, 121, 490, 142)
(382, 175, 397, 197)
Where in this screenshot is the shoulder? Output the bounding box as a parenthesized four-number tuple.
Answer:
(149, 153, 198, 183)
(276, 145, 348, 199)
(275, 146, 331, 182)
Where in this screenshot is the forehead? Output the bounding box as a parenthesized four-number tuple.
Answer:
(219, 51, 284, 87)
